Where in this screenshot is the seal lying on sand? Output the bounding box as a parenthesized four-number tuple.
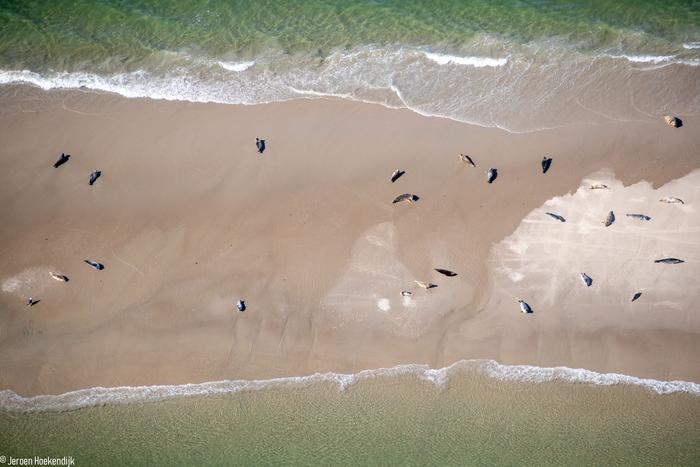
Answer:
(237, 300, 246, 312)
(415, 280, 438, 290)
(390, 169, 405, 183)
(626, 213, 651, 221)
(603, 211, 615, 227)
(255, 138, 266, 154)
(400, 291, 413, 297)
(659, 197, 684, 204)
(53, 153, 70, 168)
(631, 292, 642, 302)
(518, 300, 533, 314)
(84, 259, 105, 270)
(541, 156, 553, 174)
(434, 268, 457, 277)
(545, 212, 566, 222)
(89, 170, 101, 186)
(664, 115, 682, 128)
(487, 168, 498, 183)
(589, 183, 608, 190)
(393, 193, 419, 204)
(580, 272, 593, 287)
(654, 258, 684, 264)
(459, 153, 476, 166)
(49, 272, 69, 282)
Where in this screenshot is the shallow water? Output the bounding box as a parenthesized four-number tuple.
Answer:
(1, 1, 699, 131)
(1, 371, 698, 466)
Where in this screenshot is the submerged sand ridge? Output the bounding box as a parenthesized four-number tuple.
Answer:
(0, 87, 699, 395)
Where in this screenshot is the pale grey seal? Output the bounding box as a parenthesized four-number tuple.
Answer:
(459, 153, 476, 167)
(49, 272, 69, 282)
(654, 258, 684, 264)
(589, 183, 608, 190)
(393, 193, 419, 204)
(603, 211, 615, 227)
(659, 197, 684, 204)
(415, 281, 438, 290)
(626, 214, 651, 221)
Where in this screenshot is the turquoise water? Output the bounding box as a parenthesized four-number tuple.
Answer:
(2, 369, 699, 466)
(1, 0, 699, 131)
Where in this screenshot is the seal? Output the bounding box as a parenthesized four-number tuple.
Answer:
(89, 170, 101, 186)
(255, 138, 266, 154)
(459, 153, 476, 167)
(626, 214, 651, 221)
(84, 259, 105, 270)
(659, 197, 684, 204)
(541, 156, 553, 174)
(49, 272, 69, 282)
(545, 212, 566, 222)
(237, 299, 246, 312)
(654, 258, 684, 264)
(589, 183, 608, 190)
(631, 292, 642, 302)
(434, 268, 457, 277)
(487, 168, 498, 183)
(393, 193, 419, 204)
(414, 280, 438, 290)
(580, 272, 593, 287)
(518, 300, 533, 314)
(53, 153, 70, 168)
(390, 169, 405, 183)
(603, 211, 615, 227)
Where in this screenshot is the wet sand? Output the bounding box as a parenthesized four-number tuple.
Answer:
(0, 85, 699, 395)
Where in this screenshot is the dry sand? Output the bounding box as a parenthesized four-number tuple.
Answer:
(0, 85, 699, 395)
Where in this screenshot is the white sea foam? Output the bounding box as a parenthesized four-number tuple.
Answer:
(1, 359, 697, 413)
(682, 42, 700, 50)
(605, 54, 700, 67)
(217, 60, 255, 72)
(422, 51, 508, 67)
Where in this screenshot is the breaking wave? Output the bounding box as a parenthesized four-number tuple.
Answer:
(422, 52, 508, 67)
(2, 359, 698, 413)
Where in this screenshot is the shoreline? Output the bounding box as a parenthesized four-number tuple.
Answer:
(1, 85, 699, 396)
(3, 358, 699, 413)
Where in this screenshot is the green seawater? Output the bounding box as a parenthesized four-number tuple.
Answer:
(1, 0, 699, 70)
(1, 374, 699, 466)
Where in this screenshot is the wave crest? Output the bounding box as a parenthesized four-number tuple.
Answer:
(422, 51, 508, 67)
(1, 359, 697, 413)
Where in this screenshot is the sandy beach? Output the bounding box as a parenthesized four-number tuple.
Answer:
(0, 85, 699, 396)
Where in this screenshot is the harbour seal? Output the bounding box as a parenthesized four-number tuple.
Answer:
(49, 272, 69, 282)
(393, 193, 420, 204)
(654, 258, 684, 264)
(237, 299, 246, 312)
(518, 300, 533, 314)
(400, 291, 413, 297)
(53, 153, 70, 168)
(89, 170, 101, 186)
(631, 292, 642, 302)
(659, 197, 684, 204)
(459, 153, 476, 167)
(603, 211, 615, 227)
(415, 280, 438, 290)
(589, 183, 608, 190)
(434, 268, 457, 277)
(626, 213, 651, 221)
(255, 138, 266, 154)
(664, 115, 682, 128)
(545, 212, 566, 222)
(84, 259, 105, 270)
(541, 156, 553, 174)
(487, 168, 498, 183)
(580, 272, 593, 287)
(390, 169, 405, 183)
